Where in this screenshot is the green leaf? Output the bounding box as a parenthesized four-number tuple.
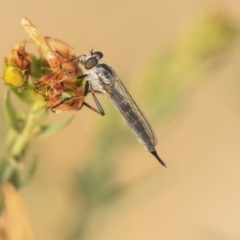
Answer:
(0, 157, 21, 189)
(19, 156, 38, 189)
(34, 116, 74, 139)
(4, 91, 21, 132)
(11, 87, 36, 105)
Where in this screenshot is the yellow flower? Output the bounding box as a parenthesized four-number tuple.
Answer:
(3, 65, 26, 87)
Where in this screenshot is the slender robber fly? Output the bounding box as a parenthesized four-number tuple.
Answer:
(78, 51, 166, 167)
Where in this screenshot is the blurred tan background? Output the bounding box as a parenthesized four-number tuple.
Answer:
(1, 0, 240, 240)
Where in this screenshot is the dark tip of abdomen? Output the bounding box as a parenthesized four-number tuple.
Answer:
(150, 150, 167, 167)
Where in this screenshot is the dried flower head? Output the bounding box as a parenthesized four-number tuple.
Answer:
(21, 17, 87, 112)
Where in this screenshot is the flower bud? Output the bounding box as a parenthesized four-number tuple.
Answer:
(3, 42, 31, 87)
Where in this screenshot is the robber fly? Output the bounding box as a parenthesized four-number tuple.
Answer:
(78, 51, 166, 167)
(21, 17, 103, 114)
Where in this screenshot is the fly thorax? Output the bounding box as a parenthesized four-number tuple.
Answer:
(98, 64, 115, 87)
(87, 69, 106, 93)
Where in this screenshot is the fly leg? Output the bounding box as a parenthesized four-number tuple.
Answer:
(78, 75, 105, 116)
(49, 95, 104, 116)
(50, 78, 104, 115)
(88, 83, 105, 116)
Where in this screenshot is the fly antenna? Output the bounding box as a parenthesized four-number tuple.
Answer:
(55, 50, 86, 63)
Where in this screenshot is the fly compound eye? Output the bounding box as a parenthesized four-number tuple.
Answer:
(92, 51, 103, 61)
(84, 57, 98, 70)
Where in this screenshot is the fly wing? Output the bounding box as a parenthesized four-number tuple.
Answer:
(103, 67, 158, 149)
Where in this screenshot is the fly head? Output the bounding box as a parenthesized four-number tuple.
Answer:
(79, 51, 103, 70)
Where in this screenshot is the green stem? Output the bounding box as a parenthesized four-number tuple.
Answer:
(10, 110, 36, 159)
(0, 105, 39, 187)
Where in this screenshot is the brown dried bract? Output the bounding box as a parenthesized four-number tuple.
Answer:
(8, 41, 31, 75)
(21, 17, 60, 71)
(37, 68, 85, 112)
(47, 81, 85, 112)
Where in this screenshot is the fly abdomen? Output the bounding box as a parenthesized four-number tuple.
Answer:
(109, 87, 155, 147)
